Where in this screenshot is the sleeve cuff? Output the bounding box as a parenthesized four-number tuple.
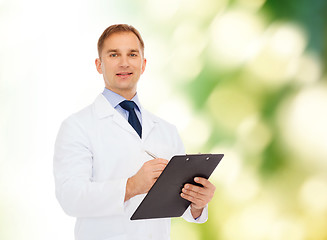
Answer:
(181, 205, 208, 223)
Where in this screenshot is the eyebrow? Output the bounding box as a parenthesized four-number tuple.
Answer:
(106, 49, 118, 54)
(106, 49, 140, 54)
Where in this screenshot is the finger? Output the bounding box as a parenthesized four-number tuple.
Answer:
(183, 182, 216, 201)
(183, 184, 207, 196)
(180, 192, 205, 206)
(194, 177, 215, 189)
(153, 163, 168, 168)
(152, 171, 163, 179)
(151, 164, 167, 172)
(157, 158, 169, 163)
(144, 163, 167, 172)
(148, 158, 168, 165)
(182, 186, 209, 200)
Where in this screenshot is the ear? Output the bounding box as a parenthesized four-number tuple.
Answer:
(95, 58, 103, 74)
(141, 58, 147, 74)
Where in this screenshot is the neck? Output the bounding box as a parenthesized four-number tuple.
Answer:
(106, 87, 136, 100)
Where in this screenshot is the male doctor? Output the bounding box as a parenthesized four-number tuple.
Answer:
(53, 24, 216, 240)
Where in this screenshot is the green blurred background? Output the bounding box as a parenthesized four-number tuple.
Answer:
(1, 0, 327, 239)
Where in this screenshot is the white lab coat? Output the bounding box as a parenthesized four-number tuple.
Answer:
(53, 94, 208, 240)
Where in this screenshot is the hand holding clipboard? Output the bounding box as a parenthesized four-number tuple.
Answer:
(131, 153, 224, 220)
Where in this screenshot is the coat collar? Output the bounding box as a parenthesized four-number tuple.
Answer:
(94, 94, 115, 119)
(93, 94, 159, 141)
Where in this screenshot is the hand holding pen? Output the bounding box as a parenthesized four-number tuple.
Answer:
(124, 150, 168, 202)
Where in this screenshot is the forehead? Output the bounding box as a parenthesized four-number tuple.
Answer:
(102, 32, 142, 52)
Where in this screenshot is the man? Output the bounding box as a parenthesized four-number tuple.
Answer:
(53, 24, 216, 240)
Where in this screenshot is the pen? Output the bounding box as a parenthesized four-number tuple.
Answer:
(145, 150, 158, 159)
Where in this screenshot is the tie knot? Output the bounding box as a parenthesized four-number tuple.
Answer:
(119, 100, 138, 111)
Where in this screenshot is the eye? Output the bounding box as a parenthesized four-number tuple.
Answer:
(110, 54, 118, 57)
(130, 53, 137, 57)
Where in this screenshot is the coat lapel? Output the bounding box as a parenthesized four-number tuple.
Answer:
(141, 109, 158, 142)
(112, 112, 137, 137)
(93, 94, 137, 137)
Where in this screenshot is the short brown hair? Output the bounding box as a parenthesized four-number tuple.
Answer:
(97, 24, 145, 59)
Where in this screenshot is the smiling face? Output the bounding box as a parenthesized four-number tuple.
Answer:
(95, 31, 147, 100)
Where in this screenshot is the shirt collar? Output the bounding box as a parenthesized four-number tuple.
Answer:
(102, 88, 141, 111)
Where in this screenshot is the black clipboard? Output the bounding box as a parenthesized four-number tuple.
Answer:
(130, 154, 224, 220)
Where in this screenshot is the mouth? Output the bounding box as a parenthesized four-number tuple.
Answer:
(116, 72, 133, 76)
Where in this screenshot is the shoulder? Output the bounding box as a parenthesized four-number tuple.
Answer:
(63, 104, 93, 125)
(57, 106, 93, 142)
(143, 109, 177, 130)
(60, 95, 105, 132)
(62, 94, 109, 125)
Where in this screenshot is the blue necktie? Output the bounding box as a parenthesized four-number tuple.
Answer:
(119, 100, 142, 138)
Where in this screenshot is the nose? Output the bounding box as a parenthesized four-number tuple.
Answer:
(119, 55, 129, 68)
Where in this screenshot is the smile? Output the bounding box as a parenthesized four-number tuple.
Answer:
(116, 72, 133, 76)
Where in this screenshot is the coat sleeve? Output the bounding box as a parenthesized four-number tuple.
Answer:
(53, 115, 127, 218)
(172, 126, 208, 223)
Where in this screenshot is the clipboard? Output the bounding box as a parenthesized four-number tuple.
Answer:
(130, 154, 224, 220)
